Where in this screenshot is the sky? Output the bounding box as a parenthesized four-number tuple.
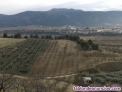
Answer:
(0, 0, 122, 15)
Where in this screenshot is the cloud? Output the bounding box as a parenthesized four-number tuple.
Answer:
(0, 0, 122, 14)
(0, 0, 67, 14)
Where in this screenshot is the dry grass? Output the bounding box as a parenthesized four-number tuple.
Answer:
(96, 62, 122, 73)
(80, 36, 122, 41)
(0, 38, 24, 47)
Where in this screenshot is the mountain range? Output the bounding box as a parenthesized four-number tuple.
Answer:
(0, 8, 122, 27)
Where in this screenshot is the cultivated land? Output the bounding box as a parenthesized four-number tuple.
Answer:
(1, 37, 122, 76)
(0, 39, 48, 75)
(29, 37, 122, 77)
(1, 36, 122, 92)
(80, 36, 122, 73)
(29, 40, 80, 77)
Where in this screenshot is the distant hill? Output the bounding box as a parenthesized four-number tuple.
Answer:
(0, 8, 122, 27)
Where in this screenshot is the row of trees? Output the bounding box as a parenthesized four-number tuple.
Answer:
(88, 70, 122, 85)
(3, 33, 53, 39)
(3, 33, 22, 38)
(55, 35, 99, 50)
(30, 35, 53, 39)
(3, 33, 40, 39)
(41, 35, 53, 39)
(2, 33, 99, 50)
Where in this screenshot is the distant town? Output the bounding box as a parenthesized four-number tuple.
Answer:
(0, 26, 122, 36)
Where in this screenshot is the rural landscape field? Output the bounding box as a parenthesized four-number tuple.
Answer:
(0, 35, 122, 92)
(1, 0, 122, 91)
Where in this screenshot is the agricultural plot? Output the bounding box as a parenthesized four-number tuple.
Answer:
(88, 70, 122, 85)
(1, 36, 122, 92)
(0, 39, 48, 75)
(77, 36, 122, 75)
(1, 36, 122, 78)
(29, 40, 80, 77)
(29, 37, 122, 77)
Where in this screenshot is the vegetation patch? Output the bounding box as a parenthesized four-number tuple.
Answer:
(88, 70, 122, 85)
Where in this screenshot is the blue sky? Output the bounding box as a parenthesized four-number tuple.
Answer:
(0, 0, 122, 15)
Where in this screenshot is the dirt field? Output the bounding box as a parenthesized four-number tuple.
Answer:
(29, 40, 81, 77)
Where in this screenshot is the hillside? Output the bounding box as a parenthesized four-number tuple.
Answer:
(1, 37, 122, 91)
(1, 8, 122, 27)
(1, 37, 122, 77)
